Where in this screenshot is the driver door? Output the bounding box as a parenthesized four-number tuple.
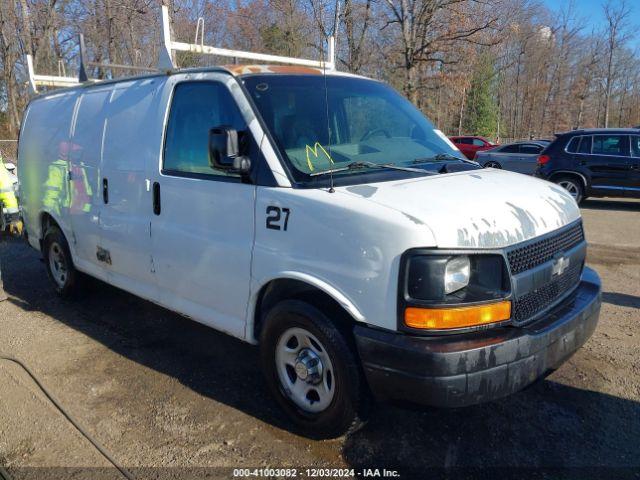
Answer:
(148, 76, 255, 338)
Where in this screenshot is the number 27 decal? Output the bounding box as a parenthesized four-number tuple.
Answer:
(266, 206, 290, 231)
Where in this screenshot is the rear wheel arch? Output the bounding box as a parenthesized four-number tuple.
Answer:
(39, 212, 62, 250)
(548, 170, 588, 189)
(550, 172, 586, 203)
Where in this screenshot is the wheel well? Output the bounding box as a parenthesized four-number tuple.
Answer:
(253, 279, 356, 341)
(39, 212, 60, 249)
(549, 171, 587, 189)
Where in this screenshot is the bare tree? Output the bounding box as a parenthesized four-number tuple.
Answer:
(602, 0, 631, 127)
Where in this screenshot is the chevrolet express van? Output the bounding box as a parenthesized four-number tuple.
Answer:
(18, 64, 601, 437)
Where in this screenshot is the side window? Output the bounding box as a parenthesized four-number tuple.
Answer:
(472, 138, 486, 146)
(632, 136, 640, 157)
(520, 144, 543, 155)
(498, 145, 520, 153)
(164, 81, 246, 177)
(500, 144, 520, 153)
(459, 138, 473, 145)
(566, 137, 579, 153)
(592, 135, 626, 156)
(577, 136, 592, 154)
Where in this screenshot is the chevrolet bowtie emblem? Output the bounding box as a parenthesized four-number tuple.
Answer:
(552, 253, 570, 276)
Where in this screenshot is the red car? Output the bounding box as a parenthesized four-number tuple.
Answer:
(449, 136, 498, 160)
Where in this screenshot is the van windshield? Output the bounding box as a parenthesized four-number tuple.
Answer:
(242, 74, 465, 183)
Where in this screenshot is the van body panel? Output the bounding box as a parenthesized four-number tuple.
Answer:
(150, 175, 255, 339)
(19, 92, 78, 248)
(68, 87, 109, 265)
(98, 78, 165, 285)
(251, 186, 436, 333)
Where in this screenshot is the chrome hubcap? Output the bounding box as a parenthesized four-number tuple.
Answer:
(275, 327, 335, 413)
(558, 181, 579, 199)
(294, 348, 323, 384)
(48, 242, 68, 288)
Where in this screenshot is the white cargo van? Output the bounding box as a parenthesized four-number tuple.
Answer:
(18, 61, 601, 437)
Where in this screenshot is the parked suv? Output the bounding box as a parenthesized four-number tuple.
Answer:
(537, 128, 640, 204)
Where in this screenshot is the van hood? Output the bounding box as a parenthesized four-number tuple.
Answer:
(339, 169, 580, 249)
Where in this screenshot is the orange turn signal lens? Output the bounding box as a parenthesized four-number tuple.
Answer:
(404, 301, 511, 330)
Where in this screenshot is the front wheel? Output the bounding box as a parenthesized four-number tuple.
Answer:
(260, 300, 369, 438)
(484, 161, 502, 169)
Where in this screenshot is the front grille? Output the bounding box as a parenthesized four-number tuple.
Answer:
(507, 222, 584, 275)
(513, 262, 582, 322)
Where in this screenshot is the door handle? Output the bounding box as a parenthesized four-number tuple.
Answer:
(102, 178, 109, 204)
(153, 182, 161, 215)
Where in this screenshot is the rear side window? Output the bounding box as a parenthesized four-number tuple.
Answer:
(566, 137, 579, 153)
(577, 136, 592, 154)
(499, 144, 520, 153)
(163, 81, 246, 177)
(472, 138, 486, 146)
(631, 136, 640, 157)
(592, 135, 626, 156)
(520, 144, 543, 154)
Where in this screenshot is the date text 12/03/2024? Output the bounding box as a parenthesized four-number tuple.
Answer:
(233, 468, 401, 478)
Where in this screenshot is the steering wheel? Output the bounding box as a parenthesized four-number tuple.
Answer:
(360, 128, 391, 142)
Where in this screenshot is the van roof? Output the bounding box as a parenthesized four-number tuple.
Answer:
(31, 64, 368, 100)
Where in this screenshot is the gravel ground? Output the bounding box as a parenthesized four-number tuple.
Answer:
(0, 198, 639, 480)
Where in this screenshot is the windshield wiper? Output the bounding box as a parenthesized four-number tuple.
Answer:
(310, 161, 435, 177)
(413, 153, 479, 166)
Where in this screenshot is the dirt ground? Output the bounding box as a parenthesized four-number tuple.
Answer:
(0, 198, 639, 480)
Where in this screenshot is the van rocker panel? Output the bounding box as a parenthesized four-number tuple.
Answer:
(354, 266, 601, 408)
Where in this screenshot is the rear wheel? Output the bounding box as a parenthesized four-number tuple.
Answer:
(484, 161, 502, 169)
(555, 176, 584, 204)
(43, 226, 80, 297)
(260, 300, 369, 438)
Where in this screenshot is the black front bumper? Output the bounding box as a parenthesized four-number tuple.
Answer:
(354, 267, 601, 408)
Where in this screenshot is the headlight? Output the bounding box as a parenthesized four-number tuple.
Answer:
(444, 256, 470, 294)
(401, 251, 511, 332)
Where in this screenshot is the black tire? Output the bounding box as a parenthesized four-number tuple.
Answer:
(260, 299, 369, 438)
(554, 175, 585, 204)
(43, 225, 80, 297)
(484, 161, 502, 169)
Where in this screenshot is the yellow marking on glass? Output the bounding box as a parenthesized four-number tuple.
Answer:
(305, 142, 335, 172)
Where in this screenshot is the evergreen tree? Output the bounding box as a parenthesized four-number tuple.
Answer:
(463, 54, 498, 138)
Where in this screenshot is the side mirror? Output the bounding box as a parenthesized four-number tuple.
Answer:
(208, 127, 251, 174)
(4, 162, 16, 174)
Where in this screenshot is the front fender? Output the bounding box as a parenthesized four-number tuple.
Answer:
(245, 271, 366, 343)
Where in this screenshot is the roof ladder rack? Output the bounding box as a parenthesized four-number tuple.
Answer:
(26, 5, 338, 95)
(26, 34, 159, 94)
(26, 54, 82, 94)
(157, 5, 336, 71)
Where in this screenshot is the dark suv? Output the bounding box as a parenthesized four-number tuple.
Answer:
(536, 128, 640, 204)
